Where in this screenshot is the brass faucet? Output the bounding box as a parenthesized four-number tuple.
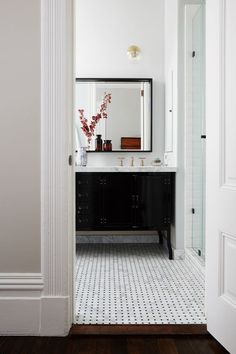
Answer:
(139, 157, 146, 166)
(118, 157, 125, 166)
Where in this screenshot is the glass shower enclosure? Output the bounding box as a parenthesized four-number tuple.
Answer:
(191, 4, 205, 258)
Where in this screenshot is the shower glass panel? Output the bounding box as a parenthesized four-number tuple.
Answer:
(192, 4, 205, 258)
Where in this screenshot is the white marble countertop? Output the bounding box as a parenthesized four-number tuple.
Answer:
(75, 166, 177, 172)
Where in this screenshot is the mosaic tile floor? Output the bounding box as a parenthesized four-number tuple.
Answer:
(75, 244, 206, 324)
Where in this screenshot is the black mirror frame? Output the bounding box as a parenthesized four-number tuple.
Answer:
(75, 78, 153, 153)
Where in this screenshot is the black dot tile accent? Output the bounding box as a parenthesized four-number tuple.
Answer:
(74, 243, 206, 325)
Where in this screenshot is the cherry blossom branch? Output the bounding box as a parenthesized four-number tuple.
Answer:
(78, 92, 112, 146)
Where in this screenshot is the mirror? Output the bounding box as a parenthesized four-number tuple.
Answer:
(75, 78, 152, 152)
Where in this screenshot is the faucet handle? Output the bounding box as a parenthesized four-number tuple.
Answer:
(118, 157, 125, 166)
(139, 157, 146, 166)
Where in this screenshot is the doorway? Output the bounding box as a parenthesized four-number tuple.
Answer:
(73, 0, 206, 330)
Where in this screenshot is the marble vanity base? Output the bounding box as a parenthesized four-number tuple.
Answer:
(75, 243, 206, 325)
(76, 234, 160, 244)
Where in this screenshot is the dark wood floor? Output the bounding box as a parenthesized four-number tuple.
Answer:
(0, 335, 229, 354)
(70, 324, 208, 335)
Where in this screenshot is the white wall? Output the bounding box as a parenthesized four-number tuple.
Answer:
(0, 0, 41, 272)
(164, 0, 178, 168)
(164, 0, 180, 251)
(75, 0, 165, 166)
(96, 86, 141, 150)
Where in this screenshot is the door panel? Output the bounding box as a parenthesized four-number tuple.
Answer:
(135, 174, 171, 229)
(102, 173, 133, 228)
(76, 173, 101, 229)
(206, 0, 236, 353)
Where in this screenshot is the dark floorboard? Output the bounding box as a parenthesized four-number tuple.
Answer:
(0, 335, 229, 354)
(70, 324, 207, 335)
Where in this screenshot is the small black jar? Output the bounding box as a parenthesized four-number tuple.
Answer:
(103, 139, 112, 151)
(95, 134, 103, 151)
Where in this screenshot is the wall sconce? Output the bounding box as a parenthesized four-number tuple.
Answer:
(127, 45, 141, 60)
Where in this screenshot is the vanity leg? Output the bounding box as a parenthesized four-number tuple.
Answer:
(167, 227, 173, 260)
(158, 230, 163, 245)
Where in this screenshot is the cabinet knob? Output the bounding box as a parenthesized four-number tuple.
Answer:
(78, 180, 88, 185)
(78, 192, 88, 198)
(100, 217, 107, 224)
(78, 217, 88, 224)
(163, 217, 171, 224)
(99, 178, 107, 185)
(78, 206, 88, 210)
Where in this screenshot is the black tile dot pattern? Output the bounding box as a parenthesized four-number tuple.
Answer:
(74, 244, 206, 325)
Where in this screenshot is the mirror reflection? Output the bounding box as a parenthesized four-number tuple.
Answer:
(75, 79, 152, 152)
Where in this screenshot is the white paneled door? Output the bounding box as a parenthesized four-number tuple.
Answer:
(206, 0, 236, 353)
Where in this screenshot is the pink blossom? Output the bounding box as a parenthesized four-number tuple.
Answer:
(78, 92, 112, 146)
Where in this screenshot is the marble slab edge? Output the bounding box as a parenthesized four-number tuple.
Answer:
(75, 166, 177, 172)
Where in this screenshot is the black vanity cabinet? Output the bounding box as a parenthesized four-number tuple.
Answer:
(76, 172, 175, 259)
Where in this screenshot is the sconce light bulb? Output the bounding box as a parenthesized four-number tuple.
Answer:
(127, 45, 141, 60)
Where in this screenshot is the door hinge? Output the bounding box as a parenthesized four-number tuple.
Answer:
(192, 50, 196, 58)
(141, 89, 144, 97)
(68, 155, 73, 166)
(192, 208, 195, 214)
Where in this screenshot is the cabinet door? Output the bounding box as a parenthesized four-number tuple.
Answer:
(102, 173, 133, 229)
(76, 173, 101, 230)
(135, 173, 172, 229)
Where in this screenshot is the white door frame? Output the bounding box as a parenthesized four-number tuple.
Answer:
(41, 0, 74, 335)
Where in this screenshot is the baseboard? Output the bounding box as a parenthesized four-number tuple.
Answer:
(0, 296, 70, 336)
(40, 296, 70, 336)
(173, 249, 185, 260)
(185, 248, 205, 274)
(0, 273, 70, 336)
(0, 297, 41, 335)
